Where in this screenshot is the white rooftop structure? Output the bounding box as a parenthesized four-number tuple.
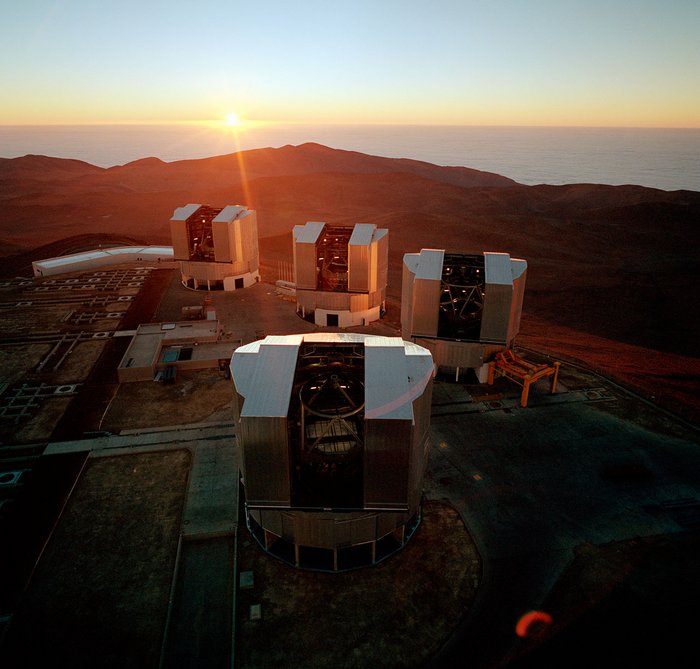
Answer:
(410, 248, 445, 281)
(32, 246, 174, 277)
(294, 221, 326, 244)
(213, 205, 247, 223)
(401, 248, 528, 382)
(292, 222, 389, 327)
(171, 203, 201, 221)
(348, 223, 379, 247)
(232, 333, 434, 422)
(169, 203, 260, 291)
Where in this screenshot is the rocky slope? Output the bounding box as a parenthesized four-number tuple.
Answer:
(1, 143, 698, 420)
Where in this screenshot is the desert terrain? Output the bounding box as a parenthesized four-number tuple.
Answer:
(1, 143, 698, 422)
(0, 140, 699, 667)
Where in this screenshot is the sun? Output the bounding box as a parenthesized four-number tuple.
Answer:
(225, 112, 241, 127)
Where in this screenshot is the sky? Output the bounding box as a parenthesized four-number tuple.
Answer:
(1, 0, 699, 127)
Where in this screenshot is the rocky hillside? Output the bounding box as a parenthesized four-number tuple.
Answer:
(1, 143, 698, 419)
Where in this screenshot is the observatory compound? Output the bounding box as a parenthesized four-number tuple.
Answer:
(170, 204, 259, 291)
(402, 249, 527, 382)
(292, 222, 388, 327)
(230, 333, 434, 571)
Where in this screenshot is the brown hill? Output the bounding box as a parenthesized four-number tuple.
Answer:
(0, 142, 515, 196)
(1, 143, 698, 421)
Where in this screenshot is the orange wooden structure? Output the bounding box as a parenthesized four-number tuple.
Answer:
(487, 350, 561, 408)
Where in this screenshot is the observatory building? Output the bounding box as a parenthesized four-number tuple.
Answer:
(402, 249, 527, 381)
(293, 222, 388, 327)
(230, 333, 434, 571)
(170, 204, 259, 291)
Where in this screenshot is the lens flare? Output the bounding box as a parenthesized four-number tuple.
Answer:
(515, 610, 553, 638)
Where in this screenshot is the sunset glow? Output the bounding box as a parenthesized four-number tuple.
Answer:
(0, 1, 699, 128)
(226, 112, 241, 127)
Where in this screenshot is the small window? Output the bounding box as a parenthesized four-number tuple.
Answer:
(326, 314, 339, 327)
(161, 350, 179, 363)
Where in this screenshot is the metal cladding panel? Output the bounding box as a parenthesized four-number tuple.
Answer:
(511, 257, 527, 282)
(301, 332, 366, 345)
(480, 252, 514, 342)
(293, 230, 320, 290)
(171, 204, 201, 260)
(402, 248, 443, 338)
(401, 340, 435, 402)
(179, 260, 243, 282)
(292, 226, 303, 287)
(348, 223, 376, 247)
(417, 249, 444, 280)
(401, 254, 420, 337)
(507, 260, 527, 344)
(171, 203, 201, 221)
(212, 218, 233, 263)
(484, 252, 513, 285)
(266, 511, 384, 548)
(238, 337, 302, 417)
(232, 388, 245, 425)
(348, 242, 369, 293)
(349, 293, 370, 311)
(347, 514, 378, 545)
(296, 221, 326, 244)
(407, 388, 433, 509)
(240, 416, 291, 506)
(365, 338, 434, 421)
(417, 338, 485, 369)
(347, 223, 376, 293)
(281, 512, 296, 540)
(373, 229, 389, 294)
(259, 509, 284, 537)
(230, 342, 261, 405)
(363, 419, 412, 508)
(403, 252, 421, 276)
(297, 290, 352, 311)
(376, 511, 408, 537)
(412, 278, 441, 337)
(404, 341, 434, 508)
(480, 282, 512, 342)
(239, 210, 259, 268)
(169, 219, 190, 260)
(364, 338, 413, 420)
(213, 205, 245, 223)
(232, 217, 244, 265)
(293, 222, 325, 290)
(293, 512, 347, 549)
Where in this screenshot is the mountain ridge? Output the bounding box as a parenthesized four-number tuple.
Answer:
(0, 142, 518, 193)
(0, 142, 698, 421)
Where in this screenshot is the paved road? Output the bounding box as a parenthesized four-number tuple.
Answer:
(30, 339, 700, 669)
(424, 377, 700, 668)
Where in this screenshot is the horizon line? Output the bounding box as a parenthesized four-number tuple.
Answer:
(1, 121, 699, 131)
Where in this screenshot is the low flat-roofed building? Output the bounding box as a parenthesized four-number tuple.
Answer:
(401, 249, 527, 381)
(292, 222, 388, 327)
(170, 204, 259, 291)
(118, 320, 238, 382)
(32, 246, 174, 277)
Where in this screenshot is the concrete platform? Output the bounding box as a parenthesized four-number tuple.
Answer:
(182, 440, 238, 539)
(425, 374, 700, 668)
(4, 273, 699, 668)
